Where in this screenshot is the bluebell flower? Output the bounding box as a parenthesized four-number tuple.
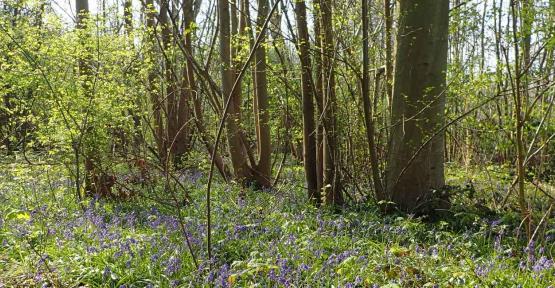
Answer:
(269, 268, 277, 282)
(102, 266, 111, 281)
(532, 256, 554, 273)
(164, 256, 182, 276)
(474, 263, 492, 277)
(217, 264, 230, 288)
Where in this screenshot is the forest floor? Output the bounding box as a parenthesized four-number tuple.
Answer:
(1, 159, 554, 287)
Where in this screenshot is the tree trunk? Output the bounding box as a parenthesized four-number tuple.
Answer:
(295, 0, 319, 205)
(317, 0, 343, 206)
(386, 0, 449, 213)
(383, 0, 393, 107)
(184, 0, 228, 179)
(362, 0, 384, 201)
(510, 0, 531, 239)
(159, 0, 174, 164)
(219, 0, 252, 182)
(313, 2, 324, 197)
(144, 0, 166, 163)
(160, 0, 191, 165)
(76, 0, 94, 196)
(253, 0, 272, 187)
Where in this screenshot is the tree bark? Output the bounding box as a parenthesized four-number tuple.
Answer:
(313, 2, 324, 196)
(76, 0, 94, 196)
(317, 0, 343, 206)
(253, 0, 272, 187)
(362, 0, 384, 201)
(383, 0, 393, 107)
(386, 0, 449, 213)
(144, 0, 166, 163)
(219, 0, 252, 182)
(295, 0, 319, 204)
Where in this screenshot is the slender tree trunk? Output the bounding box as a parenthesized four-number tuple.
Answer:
(160, 0, 175, 164)
(183, 0, 227, 179)
(160, 0, 191, 165)
(386, 0, 449, 213)
(144, 0, 166, 163)
(383, 0, 393, 107)
(362, 0, 384, 201)
(521, 0, 533, 113)
(219, 0, 252, 182)
(295, 0, 319, 204)
(317, 0, 342, 206)
(313, 2, 324, 196)
(253, 0, 272, 187)
(123, 0, 143, 153)
(510, 0, 531, 239)
(76, 0, 94, 196)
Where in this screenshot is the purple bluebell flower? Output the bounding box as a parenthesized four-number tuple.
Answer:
(164, 256, 182, 276)
(269, 268, 278, 282)
(102, 266, 111, 281)
(532, 256, 554, 273)
(217, 264, 230, 288)
(429, 247, 439, 257)
(474, 263, 492, 277)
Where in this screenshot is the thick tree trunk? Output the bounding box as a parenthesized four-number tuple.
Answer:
(386, 0, 449, 213)
(295, 0, 319, 205)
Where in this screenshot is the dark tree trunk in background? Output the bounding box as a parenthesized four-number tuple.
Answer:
(386, 0, 449, 213)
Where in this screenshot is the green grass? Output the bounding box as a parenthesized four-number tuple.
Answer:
(1, 161, 554, 287)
